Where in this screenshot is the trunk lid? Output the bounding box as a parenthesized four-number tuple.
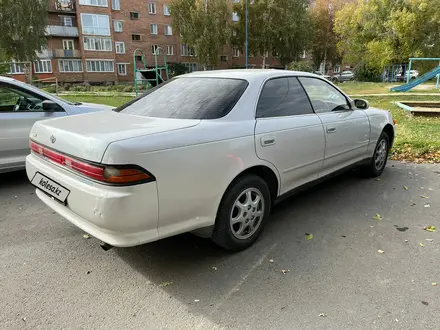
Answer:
(30, 111, 201, 163)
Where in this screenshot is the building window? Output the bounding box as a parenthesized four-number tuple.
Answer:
(232, 12, 239, 21)
(150, 24, 158, 35)
(151, 44, 159, 54)
(233, 48, 240, 57)
(34, 60, 52, 74)
(220, 55, 228, 62)
(333, 64, 341, 74)
(79, 0, 108, 7)
(59, 59, 83, 73)
(61, 16, 73, 27)
(63, 39, 75, 50)
(232, 0, 240, 2)
(130, 12, 140, 20)
(164, 25, 172, 36)
(83, 36, 112, 51)
(112, 0, 120, 10)
(114, 20, 123, 32)
(183, 62, 197, 73)
(81, 14, 110, 36)
(181, 44, 195, 57)
(8, 62, 25, 74)
(117, 63, 127, 75)
(167, 45, 173, 55)
(148, 2, 156, 14)
(135, 55, 143, 61)
(163, 4, 170, 15)
(132, 34, 141, 41)
(86, 60, 114, 72)
(115, 41, 125, 54)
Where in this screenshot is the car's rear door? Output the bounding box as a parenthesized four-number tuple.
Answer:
(254, 77, 325, 195)
(0, 82, 67, 172)
(299, 77, 370, 177)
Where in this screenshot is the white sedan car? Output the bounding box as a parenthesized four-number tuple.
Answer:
(26, 70, 395, 251)
(0, 76, 112, 173)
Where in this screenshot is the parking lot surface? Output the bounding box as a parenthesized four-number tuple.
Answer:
(1, 161, 439, 330)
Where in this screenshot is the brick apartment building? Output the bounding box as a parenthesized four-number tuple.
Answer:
(6, 0, 281, 84)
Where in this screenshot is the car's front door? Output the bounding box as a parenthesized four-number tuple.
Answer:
(299, 77, 370, 177)
(254, 77, 326, 195)
(0, 83, 67, 172)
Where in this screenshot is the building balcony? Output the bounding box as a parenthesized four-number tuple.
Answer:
(52, 49, 82, 58)
(45, 25, 79, 37)
(48, 0, 76, 13)
(37, 49, 54, 59)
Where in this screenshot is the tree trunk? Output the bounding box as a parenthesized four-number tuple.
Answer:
(262, 51, 266, 69)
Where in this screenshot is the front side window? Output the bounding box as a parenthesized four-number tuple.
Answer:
(115, 78, 248, 119)
(299, 77, 350, 113)
(81, 14, 110, 36)
(257, 77, 313, 118)
(0, 84, 50, 112)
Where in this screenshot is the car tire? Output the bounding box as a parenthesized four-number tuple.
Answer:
(211, 175, 271, 251)
(362, 131, 389, 177)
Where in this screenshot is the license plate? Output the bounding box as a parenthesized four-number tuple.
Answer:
(31, 172, 70, 203)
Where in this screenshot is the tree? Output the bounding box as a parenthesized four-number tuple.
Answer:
(309, 0, 344, 71)
(0, 0, 48, 62)
(334, 0, 440, 75)
(170, 0, 231, 69)
(232, 0, 309, 67)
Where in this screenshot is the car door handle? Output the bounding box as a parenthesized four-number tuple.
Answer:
(326, 127, 336, 134)
(261, 136, 276, 147)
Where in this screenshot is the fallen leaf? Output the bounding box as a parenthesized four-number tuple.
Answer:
(281, 269, 290, 274)
(212, 267, 217, 271)
(424, 225, 436, 232)
(403, 186, 408, 190)
(305, 233, 313, 240)
(86, 270, 91, 275)
(405, 240, 409, 243)
(420, 243, 425, 247)
(422, 301, 429, 306)
(424, 204, 431, 208)
(378, 249, 385, 254)
(268, 259, 274, 263)
(319, 313, 327, 317)
(372, 213, 383, 221)
(83, 234, 90, 239)
(425, 239, 434, 242)
(432, 283, 437, 286)
(159, 281, 173, 287)
(194, 299, 200, 303)
(421, 195, 429, 199)
(411, 203, 417, 206)
(21, 317, 26, 322)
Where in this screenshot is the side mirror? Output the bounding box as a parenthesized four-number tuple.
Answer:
(42, 100, 58, 111)
(354, 99, 369, 109)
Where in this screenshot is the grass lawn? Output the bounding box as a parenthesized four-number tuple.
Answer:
(59, 91, 440, 163)
(338, 81, 440, 95)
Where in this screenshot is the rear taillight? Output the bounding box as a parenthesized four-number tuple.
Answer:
(30, 140, 154, 185)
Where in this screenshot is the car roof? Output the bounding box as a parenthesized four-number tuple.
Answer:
(0, 75, 19, 83)
(181, 69, 316, 82)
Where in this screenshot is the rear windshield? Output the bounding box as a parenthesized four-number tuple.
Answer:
(115, 77, 248, 119)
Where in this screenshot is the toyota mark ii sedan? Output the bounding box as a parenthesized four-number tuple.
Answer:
(26, 70, 395, 251)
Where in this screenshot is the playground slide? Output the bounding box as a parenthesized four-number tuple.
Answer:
(391, 66, 440, 92)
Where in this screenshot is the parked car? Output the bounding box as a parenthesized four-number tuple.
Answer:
(396, 70, 419, 81)
(26, 70, 395, 251)
(332, 70, 355, 82)
(313, 71, 331, 80)
(0, 76, 113, 173)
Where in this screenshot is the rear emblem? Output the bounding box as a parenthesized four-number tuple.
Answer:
(50, 135, 56, 144)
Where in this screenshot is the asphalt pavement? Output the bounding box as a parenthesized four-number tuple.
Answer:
(1, 161, 439, 330)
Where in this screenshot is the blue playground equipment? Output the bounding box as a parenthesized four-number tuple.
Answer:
(391, 57, 440, 92)
(133, 47, 169, 97)
(382, 63, 408, 82)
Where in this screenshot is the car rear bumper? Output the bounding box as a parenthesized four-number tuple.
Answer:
(26, 154, 159, 247)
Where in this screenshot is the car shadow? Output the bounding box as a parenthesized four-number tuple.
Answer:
(115, 165, 405, 320)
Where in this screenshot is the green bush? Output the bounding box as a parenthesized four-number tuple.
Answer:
(122, 85, 134, 92)
(354, 62, 382, 82)
(288, 61, 314, 73)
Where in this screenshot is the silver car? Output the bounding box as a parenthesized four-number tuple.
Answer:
(0, 76, 112, 173)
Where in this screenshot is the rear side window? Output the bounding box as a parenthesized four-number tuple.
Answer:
(115, 77, 248, 119)
(256, 77, 313, 118)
